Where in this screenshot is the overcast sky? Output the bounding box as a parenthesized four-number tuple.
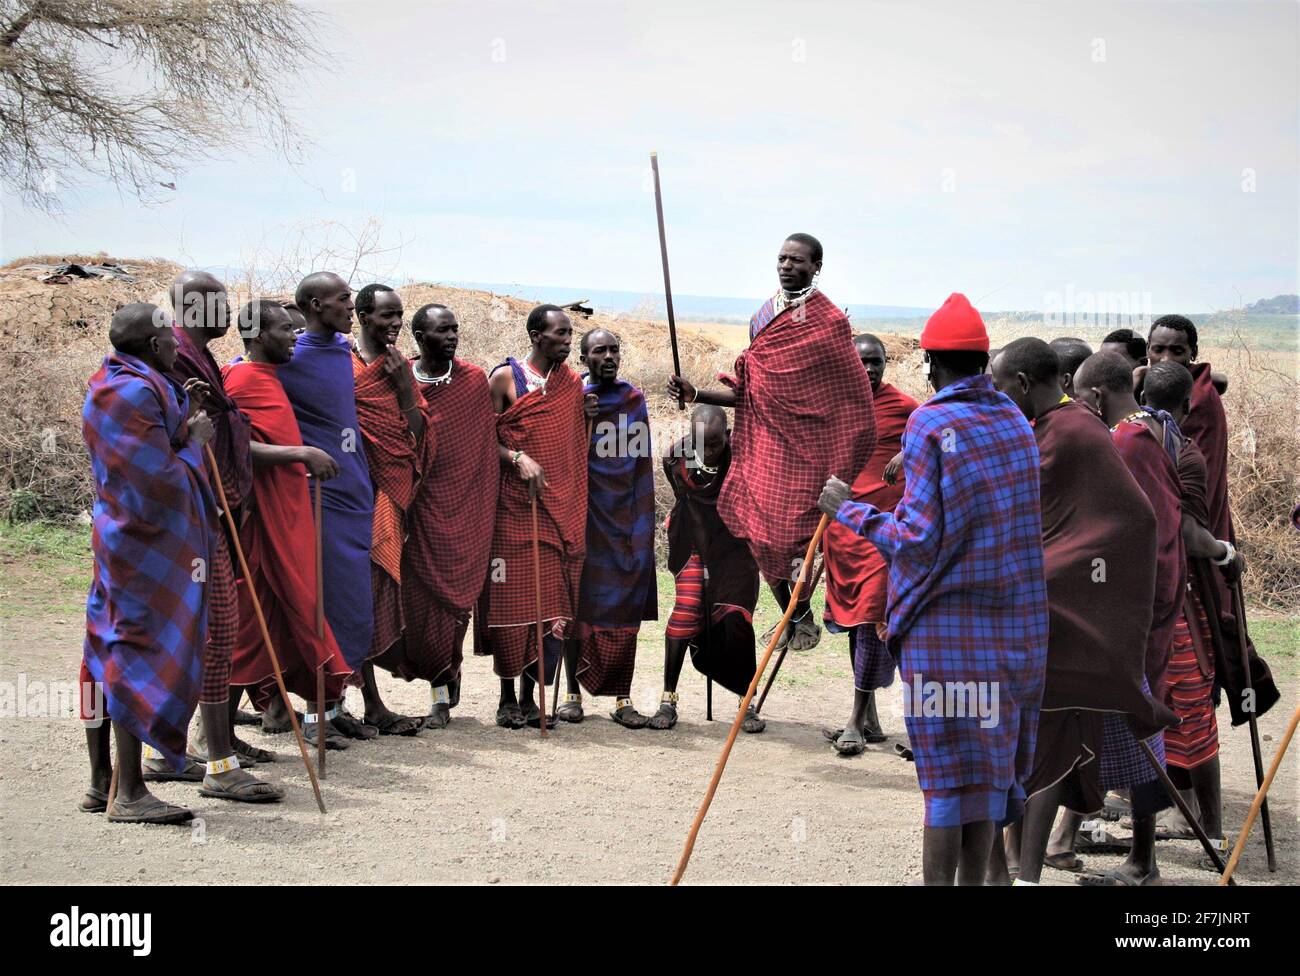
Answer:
(4, 0, 1297, 311)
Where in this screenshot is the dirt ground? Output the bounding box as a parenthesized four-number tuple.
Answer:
(1, 544, 1295, 886)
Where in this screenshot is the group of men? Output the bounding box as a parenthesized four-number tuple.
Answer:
(78, 233, 1274, 887)
(816, 304, 1276, 885)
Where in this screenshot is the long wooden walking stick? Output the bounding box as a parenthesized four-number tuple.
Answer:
(1137, 739, 1232, 882)
(314, 478, 326, 780)
(1220, 701, 1300, 885)
(650, 151, 684, 411)
(755, 557, 825, 715)
(1231, 580, 1276, 871)
(530, 494, 549, 737)
(316, 664, 326, 781)
(670, 514, 830, 885)
(206, 445, 326, 813)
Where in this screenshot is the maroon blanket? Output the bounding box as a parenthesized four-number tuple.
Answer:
(1035, 401, 1174, 737)
(719, 290, 876, 583)
(1112, 418, 1186, 691)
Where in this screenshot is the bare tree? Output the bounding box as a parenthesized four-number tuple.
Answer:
(0, 0, 319, 210)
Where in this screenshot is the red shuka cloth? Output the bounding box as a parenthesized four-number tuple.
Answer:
(1034, 401, 1174, 736)
(1112, 419, 1187, 692)
(390, 360, 499, 684)
(823, 382, 916, 626)
(352, 351, 421, 657)
(475, 364, 587, 677)
(1182, 363, 1232, 545)
(720, 290, 877, 584)
(221, 361, 350, 707)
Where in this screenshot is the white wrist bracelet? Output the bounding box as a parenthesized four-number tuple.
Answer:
(1212, 540, 1236, 566)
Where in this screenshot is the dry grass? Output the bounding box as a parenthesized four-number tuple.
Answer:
(1, 259, 1294, 609)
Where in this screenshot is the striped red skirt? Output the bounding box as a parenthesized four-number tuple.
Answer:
(1163, 588, 1219, 770)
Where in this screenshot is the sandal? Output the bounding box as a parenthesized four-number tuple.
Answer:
(760, 621, 792, 651)
(824, 726, 865, 756)
(611, 699, 648, 729)
(740, 706, 766, 734)
(787, 614, 822, 651)
(496, 703, 525, 729)
(332, 708, 379, 740)
(233, 708, 262, 727)
(522, 701, 557, 730)
(142, 755, 206, 782)
(302, 717, 349, 750)
(423, 703, 451, 730)
(198, 771, 285, 804)
(556, 693, 584, 724)
(106, 794, 195, 825)
(1077, 868, 1161, 887)
(78, 787, 109, 813)
(366, 711, 423, 736)
(647, 700, 678, 731)
(233, 737, 275, 764)
(1043, 851, 1087, 873)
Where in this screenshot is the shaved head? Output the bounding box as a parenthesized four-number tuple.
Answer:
(1141, 361, 1194, 414)
(109, 302, 177, 370)
(169, 269, 224, 311)
(169, 268, 229, 338)
(997, 337, 1060, 385)
(295, 272, 348, 310)
(691, 403, 727, 429)
(853, 333, 885, 357)
(109, 303, 168, 353)
(294, 272, 355, 334)
(990, 337, 1062, 421)
(1050, 339, 1093, 386)
(1074, 351, 1135, 394)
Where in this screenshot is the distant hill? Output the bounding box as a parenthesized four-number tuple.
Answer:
(1244, 294, 1299, 315)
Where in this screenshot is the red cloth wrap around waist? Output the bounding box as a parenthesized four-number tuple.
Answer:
(823, 382, 916, 626)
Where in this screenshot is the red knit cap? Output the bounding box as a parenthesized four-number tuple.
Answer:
(920, 293, 989, 352)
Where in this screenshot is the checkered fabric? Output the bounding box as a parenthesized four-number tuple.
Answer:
(836, 373, 1048, 817)
(719, 289, 876, 584)
(199, 531, 236, 703)
(82, 353, 214, 768)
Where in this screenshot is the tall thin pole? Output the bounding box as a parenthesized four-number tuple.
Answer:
(206, 446, 326, 813)
(1220, 701, 1299, 885)
(314, 479, 326, 780)
(531, 495, 549, 737)
(670, 515, 830, 885)
(650, 151, 684, 410)
(1232, 581, 1276, 871)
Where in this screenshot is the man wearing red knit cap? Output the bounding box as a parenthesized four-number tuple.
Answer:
(819, 293, 1049, 886)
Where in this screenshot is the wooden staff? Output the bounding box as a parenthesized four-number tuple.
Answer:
(670, 514, 829, 885)
(1137, 739, 1232, 882)
(316, 664, 326, 781)
(548, 417, 594, 719)
(755, 557, 825, 714)
(314, 478, 326, 779)
(107, 753, 120, 814)
(650, 151, 684, 411)
(1220, 701, 1300, 885)
(314, 478, 324, 639)
(206, 445, 326, 813)
(530, 494, 549, 737)
(1231, 580, 1276, 871)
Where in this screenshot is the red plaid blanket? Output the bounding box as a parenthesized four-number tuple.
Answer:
(720, 290, 876, 582)
(482, 364, 587, 627)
